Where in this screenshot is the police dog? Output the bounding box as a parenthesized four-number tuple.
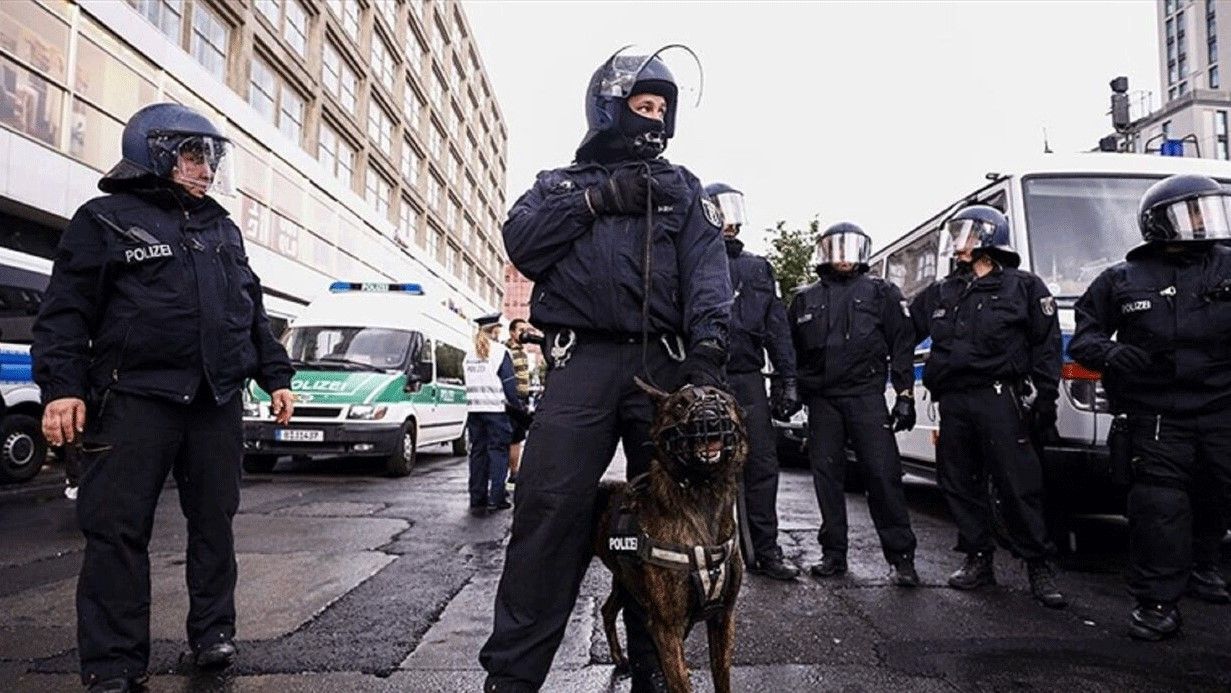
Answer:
(593, 380, 746, 693)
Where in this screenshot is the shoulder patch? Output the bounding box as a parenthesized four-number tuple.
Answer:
(700, 197, 723, 229)
(1039, 296, 1056, 316)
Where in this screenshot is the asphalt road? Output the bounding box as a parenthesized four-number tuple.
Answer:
(0, 447, 1228, 692)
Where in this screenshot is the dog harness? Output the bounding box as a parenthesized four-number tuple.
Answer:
(607, 475, 739, 619)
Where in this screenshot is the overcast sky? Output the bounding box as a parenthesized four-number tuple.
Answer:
(464, 1, 1159, 255)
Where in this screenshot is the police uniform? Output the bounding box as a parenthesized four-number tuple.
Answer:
(1072, 244, 1231, 604)
(32, 105, 292, 687)
(480, 51, 730, 693)
(464, 314, 521, 511)
(724, 237, 798, 575)
(911, 266, 1060, 561)
(789, 267, 918, 572)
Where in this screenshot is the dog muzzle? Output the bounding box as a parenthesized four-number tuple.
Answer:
(660, 387, 739, 475)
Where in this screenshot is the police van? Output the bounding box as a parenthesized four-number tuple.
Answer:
(775, 153, 1231, 538)
(242, 282, 471, 477)
(0, 247, 52, 484)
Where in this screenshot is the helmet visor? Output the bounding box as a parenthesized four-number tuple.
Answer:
(148, 133, 234, 196)
(815, 232, 871, 266)
(713, 191, 746, 227)
(1161, 194, 1231, 240)
(941, 218, 998, 256)
(598, 44, 703, 105)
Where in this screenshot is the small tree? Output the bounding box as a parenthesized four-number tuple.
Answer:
(766, 218, 821, 297)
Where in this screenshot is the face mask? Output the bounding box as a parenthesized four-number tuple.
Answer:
(619, 110, 667, 159)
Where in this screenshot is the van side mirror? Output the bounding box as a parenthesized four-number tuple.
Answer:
(404, 361, 433, 392)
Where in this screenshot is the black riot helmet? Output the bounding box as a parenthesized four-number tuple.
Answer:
(575, 45, 702, 162)
(100, 102, 231, 194)
(704, 182, 747, 229)
(1138, 173, 1231, 243)
(814, 222, 872, 273)
(939, 204, 1019, 269)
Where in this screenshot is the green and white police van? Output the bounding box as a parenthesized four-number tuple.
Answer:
(242, 282, 470, 477)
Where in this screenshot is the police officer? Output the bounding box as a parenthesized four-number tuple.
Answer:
(910, 205, 1066, 609)
(788, 223, 919, 585)
(479, 48, 730, 693)
(705, 182, 800, 582)
(464, 313, 522, 513)
(1070, 174, 1231, 639)
(32, 103, 295, 691)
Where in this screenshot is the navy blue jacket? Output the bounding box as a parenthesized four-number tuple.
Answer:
(789, 271, 913, 397)
(725, 240, 795, 377)
(32, 187, 294, 406)
(910, 266, 1061, 404)
(1070, 244, 1231, 415)
(503, 159, 730, 351)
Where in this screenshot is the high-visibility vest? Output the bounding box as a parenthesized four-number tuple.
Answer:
(464, 341, 508, 413)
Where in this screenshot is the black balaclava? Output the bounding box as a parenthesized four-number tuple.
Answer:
(578, 80, 673, 164)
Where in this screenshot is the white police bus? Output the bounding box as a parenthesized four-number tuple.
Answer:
(777, 153, 1231, 538)
(0, 247, 52, 484)
(242, 282, 471, 477)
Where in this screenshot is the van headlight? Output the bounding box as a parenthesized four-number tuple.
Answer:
(348, 405, 388, 420)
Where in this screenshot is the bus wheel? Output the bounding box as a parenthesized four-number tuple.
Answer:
(242, 454, 279, 474)
(0, 415, 47, 484)
(386, 421, 417, 477)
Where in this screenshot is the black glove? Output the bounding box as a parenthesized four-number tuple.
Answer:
(1030, 399, 1059, 444)
(518, 329, 546, 347)
(1105, 344, 1152, 374)
(584, 168, 650, 216)
(891, 395, 916, 432)
(771, 378, 802, 421)
(675, 340, 728, 391)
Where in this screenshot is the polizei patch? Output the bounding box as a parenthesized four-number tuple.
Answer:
(1120, 300, 1152, 315)
(124, 244, 174, 264)
(609, 535, 638, 553)
(701, 197, 723, 229)
(1039, 296, 1056, 316)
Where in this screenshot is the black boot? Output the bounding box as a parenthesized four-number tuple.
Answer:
(751, 546, 799, 581)
(193, 639, 237, 669)
(1188, 568, 1230, 604)
(948, 552, 996, 590)
(1026, 559, 1067, 609)
(809, 553, 847, 578)
(1129, 602, 1182, 641)
(888, 554, 920, 587)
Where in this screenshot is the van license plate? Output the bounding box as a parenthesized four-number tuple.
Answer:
(275, 429, 324, 442)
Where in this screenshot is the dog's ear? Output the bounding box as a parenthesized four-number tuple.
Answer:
(634, 376, 670, 405)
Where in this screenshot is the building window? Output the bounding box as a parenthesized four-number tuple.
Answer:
(279, 87, 304, 144)
(1212, 64, 1221, 89)
(429, 123, 444, 160)
(397, 198, 418, 247)
(255, 0, 278, 25)
(430, 69, 445, 108)
(1217, 110, 1229, 160)
(367, 100, 393, 152)
(403, 82, 422, 130)
(366, 167, 392, 219)
(256, 0, 309, 57)
(132, 0, 183, 43)
(326, 0, 360, 42)
(189, 2, 228, 81)
(375, 0, 398, 28)
(445, 244, 458, 275)
(248, 56, 277, 121)
(401, 139, 419, 185)
(322, 41, 358, 114)
(427, 225, 441, 261)
(431, 18, 446, 54)
(371, 34, 396, 93)
(1179, 55, 1189, 80)
(427, 175, 442, 210)
(406, 34, 424, 72)
(1179, 80, 1189, 96)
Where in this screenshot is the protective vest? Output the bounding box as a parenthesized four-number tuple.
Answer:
(464, 342, 508, 413)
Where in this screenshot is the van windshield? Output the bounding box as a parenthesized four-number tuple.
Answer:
(285, 326, 422, 371)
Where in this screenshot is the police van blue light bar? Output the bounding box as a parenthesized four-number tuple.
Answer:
(329, 281, 424, 295)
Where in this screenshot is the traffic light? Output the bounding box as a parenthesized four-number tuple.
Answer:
(1110, 76, 1131, 131)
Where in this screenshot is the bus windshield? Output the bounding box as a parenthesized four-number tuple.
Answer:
(1023, 176, 1159, 300)
(285, 326, 423, 371)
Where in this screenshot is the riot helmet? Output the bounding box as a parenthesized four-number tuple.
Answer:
(938, 204, 1019, 270)
(100, 103, 232, 196)
(704, 182, 747, 228)
(1138, 174, 1231, 243)
(814, 222, 872, 273)
(575, 44, 702, 162)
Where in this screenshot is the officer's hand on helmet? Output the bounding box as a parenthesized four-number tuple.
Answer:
(43, 397, 86, 446)
(1105, 344, 1152, 374)
(584, 169, 653, 216)
(270, 389, 295, 425)
(891, 394, 916, 432)
(771, 378, 802, 421)
(675, 340, 728, 391)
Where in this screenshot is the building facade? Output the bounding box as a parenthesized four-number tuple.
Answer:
(1125, 0, 1231, 159)
(502, 264, 530, 323)
(0, 0, 508, 329)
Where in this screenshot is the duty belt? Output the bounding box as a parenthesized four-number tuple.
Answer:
(607, 474, 739, 619)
